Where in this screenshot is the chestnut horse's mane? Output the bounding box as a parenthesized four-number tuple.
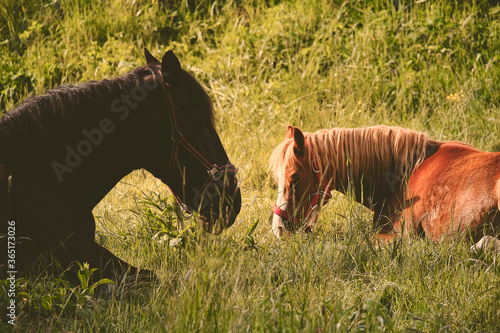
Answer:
(270, 126, 430, 188)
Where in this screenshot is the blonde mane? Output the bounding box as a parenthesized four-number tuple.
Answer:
(270, 126, 429, 188)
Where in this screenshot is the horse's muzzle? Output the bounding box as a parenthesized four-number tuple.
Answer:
(198, 181, 241, 234)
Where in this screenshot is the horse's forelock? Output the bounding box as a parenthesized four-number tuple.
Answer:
(270, 139, 290, 183)
(269, 134, 315, 187)
(269, 139, 295, 184)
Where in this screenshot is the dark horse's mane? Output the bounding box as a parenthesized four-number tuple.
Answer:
(0, 65, 214, 161)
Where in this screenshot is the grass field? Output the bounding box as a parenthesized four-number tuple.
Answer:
(2, 0, 500, 331)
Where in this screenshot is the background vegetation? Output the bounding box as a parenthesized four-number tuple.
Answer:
(2, 0, 500, 331)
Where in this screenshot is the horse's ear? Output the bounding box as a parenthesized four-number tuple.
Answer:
(292, 127, 305, 154)
(161, 50, 181, 87)
(144, 48, 160, 66)
(286, 126, 305, 155)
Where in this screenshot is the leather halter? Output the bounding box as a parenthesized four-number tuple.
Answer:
(156, 69, 237, 213)
(273, 143, 332, 231)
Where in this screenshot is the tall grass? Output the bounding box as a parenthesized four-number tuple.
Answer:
(2, 0, 500, 331)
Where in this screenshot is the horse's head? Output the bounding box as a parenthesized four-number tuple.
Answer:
(142, 49, 241, 234)
(269, 126, 332, 237)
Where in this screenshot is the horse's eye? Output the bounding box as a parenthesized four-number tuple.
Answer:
(290, 173, 300, 187)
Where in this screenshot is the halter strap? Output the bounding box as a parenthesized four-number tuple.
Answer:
(273, 204, 292, 221)
(155, 69, 237, 213)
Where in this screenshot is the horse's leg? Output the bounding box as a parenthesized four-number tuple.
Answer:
(0, 175, 59, 276)
(469, 183, 500, 253)
(374, 231, 400, 243)
(73, 239, 156, 283)
(372, 209, 426, 243)
(371, 201, 406, 243)
(5, 176, 154, 283)
(470, 235, 500, 254)
(372, 214, 402, 243)
(57, 211, 156, 283)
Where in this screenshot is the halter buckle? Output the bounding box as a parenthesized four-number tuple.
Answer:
(172, 131, 183, 142)
(208, 164, 222, 180)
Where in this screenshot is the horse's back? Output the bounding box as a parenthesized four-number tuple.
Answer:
(406, 141, 500, 240)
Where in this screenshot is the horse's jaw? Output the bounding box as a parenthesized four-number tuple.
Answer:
(198, 186, 242, 234)
(198, 207, 239, 235)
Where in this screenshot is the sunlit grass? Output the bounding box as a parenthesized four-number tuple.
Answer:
(2, 0, 500, 331)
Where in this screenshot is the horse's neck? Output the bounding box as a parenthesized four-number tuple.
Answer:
(330, 165, 386, 206)
(315, 132, 405, 208)
(7, 93, 149, 209)
(55, 111, 148, 207)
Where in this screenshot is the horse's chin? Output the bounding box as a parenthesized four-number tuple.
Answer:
(272, 214, 317, 238)
(198, 189, 241, 234)
(199, 216, 221, 235)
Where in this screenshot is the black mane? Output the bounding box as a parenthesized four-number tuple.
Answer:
(0, 67, 148, 146)
(0, 65, 215, 159)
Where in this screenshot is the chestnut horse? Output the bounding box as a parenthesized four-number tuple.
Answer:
(270, 125, 500, 248)
(0, 49, 241, 281)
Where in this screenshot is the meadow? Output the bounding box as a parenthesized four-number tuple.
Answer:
(2, 0, 500, 331)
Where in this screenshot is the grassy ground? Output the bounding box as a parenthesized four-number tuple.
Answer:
(2, 0, 500, 331)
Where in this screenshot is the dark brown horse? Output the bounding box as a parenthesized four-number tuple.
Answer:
(270, 125, 500, 249)
(0, 49, 241, 281)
